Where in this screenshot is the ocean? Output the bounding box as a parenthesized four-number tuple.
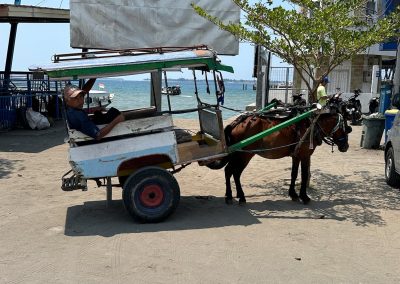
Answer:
(96, 79, 256, 120)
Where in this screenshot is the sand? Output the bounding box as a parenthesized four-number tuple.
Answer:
(0, 119, 399, 283)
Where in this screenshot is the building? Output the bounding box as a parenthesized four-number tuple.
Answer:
(293, 0, 399, 102)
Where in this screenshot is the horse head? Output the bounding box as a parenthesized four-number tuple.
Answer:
(317, 112, 351, 152)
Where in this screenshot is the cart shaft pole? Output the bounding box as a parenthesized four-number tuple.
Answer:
(228, 109, 317, 153)
(258, 102, 276, 113)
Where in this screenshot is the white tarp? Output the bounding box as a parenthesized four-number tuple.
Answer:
(70, 0, 240, 55)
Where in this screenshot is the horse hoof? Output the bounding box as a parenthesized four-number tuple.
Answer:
(289, 193, 299, 202)
(238, 199, 246, 206)
(225, 198, 233, 205)
(300, 196, 311, 205)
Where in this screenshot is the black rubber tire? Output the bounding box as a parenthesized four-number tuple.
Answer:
(118, 175, 128, 188)
(122, 167, 180, 223)
(385, 147, 400, 187)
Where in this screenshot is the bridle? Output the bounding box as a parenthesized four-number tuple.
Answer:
(317, 113, 348, 148)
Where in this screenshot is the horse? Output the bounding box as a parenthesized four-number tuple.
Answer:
(207, 107, 352, 205)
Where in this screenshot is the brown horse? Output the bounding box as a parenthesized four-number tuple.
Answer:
(207, 108, 352, 205)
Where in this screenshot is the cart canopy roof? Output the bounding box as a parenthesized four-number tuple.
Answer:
(29, 47, 234, 80)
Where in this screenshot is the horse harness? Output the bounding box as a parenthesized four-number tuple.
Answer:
(227, 109, 346, 154)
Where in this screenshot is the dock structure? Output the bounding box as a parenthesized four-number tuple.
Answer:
(1, 4, 69, 89)
(0, 4, 69, 130)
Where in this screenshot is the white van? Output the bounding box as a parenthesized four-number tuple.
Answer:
(384, 94, 400, 187)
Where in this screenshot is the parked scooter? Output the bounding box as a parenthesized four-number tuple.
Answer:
(328, 88, 347, 115)
(292, 93, 307, 106)
(347, 89, 363, 125)
(369, 96, 379, 114)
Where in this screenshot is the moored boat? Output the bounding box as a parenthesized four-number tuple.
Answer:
(84, 86, 114, 113)
(161, 85, 181, 96)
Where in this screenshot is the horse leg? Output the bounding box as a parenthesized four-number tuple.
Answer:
(233, 153, 253, 205)
(224, 162, 234, 205)
(226, 153, 251, 205)
(299, 156, 311, 204)
(233, 165, 247, 205)
(289, 157, 300, 201)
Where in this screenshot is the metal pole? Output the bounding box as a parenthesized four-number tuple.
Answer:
(255, 46, 263, 109)
(150, 70, 162, 111)
(4, 24, 18, 93)
(285, 67, 290, 103)
(228, 108, 317, 153)
(106, 177, 112, 208)
(393, 38, 400, 96)
(163, 71, 172, 111)
(265, 52, 271, 104)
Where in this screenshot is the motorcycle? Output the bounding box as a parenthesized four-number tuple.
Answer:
(346, 89, 363, 125)
(292, 93, 307, 107)
(328, 88, 347, 115)
(369, 96, 379, 114)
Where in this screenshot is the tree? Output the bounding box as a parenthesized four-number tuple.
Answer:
(192, 0, 400, 101)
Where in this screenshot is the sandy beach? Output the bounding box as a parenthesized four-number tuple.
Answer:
(1, 119, 399, 283)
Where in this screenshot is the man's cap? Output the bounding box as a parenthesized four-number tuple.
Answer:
(322, 76, 330, 83)
(63, 84, 86, 99)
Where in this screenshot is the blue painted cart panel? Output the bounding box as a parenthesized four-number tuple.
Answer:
(69, 131, 177, 178)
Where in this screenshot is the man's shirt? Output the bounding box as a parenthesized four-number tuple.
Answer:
(317, 85, 328, 106)
(66, 107, 99, 138)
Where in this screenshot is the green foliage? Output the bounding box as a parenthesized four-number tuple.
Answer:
(192, 0, 400, 99)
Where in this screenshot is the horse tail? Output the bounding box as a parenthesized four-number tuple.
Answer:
(205, 124, 233, 170)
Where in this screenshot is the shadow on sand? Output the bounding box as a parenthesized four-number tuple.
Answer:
(0, 121, 66, 153)
(245, 169, 400, 227)
(64, 169, 399, 237)
(64, 196, 261, 237)
(0, 158, 23, 179)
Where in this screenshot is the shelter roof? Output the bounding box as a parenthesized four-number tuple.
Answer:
(0, 4, 69, 23)
(29, 48, 234, 80)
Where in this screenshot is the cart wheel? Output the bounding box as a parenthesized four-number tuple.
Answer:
(122, 167, 180, 223)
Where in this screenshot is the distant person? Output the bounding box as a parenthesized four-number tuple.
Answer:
(317, 76, 329, 106)
(64, 78, 124, 140)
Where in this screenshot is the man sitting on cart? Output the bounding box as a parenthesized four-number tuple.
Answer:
(64, 78, 125, 140)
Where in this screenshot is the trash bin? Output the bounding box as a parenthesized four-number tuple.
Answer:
(360, 116, 385, 149)
(379, 84, 392, 113)
(384, 109, 399, 144)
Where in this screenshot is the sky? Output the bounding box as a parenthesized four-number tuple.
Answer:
(0, 0, 291, 80)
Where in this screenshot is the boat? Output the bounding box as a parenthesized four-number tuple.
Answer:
(162, 85, 181, 96)
(84, 85, 114, 113)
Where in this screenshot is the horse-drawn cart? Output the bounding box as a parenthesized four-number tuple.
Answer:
(30, 46, 338, 223)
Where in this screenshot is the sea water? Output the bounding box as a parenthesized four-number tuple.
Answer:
(97, 79, 256, 120)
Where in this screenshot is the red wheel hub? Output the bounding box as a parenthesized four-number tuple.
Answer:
(140, 184, 164, 207)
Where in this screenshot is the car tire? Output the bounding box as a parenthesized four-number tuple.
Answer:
(385, 147, 400, 187)
(122, 166, 180, 223)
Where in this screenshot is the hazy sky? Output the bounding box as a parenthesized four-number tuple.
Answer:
(0, 0, 291, 80)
